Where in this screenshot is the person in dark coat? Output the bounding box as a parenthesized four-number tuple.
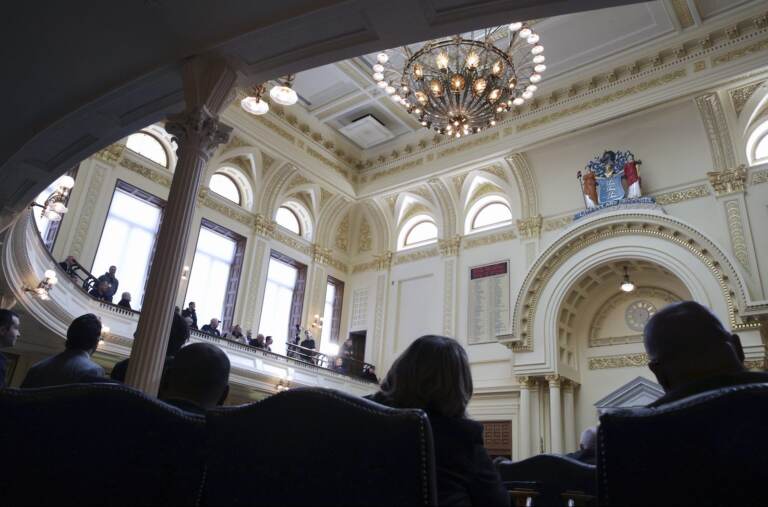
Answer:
(0, 309, 22, 388)
(181, 302, 198, 329)
(368, 335, 509, 507)
(58, 256, 77, 277)
(645, 301, 768, 407)
(201, 318, 221, 337)
(97, 266, 119, 303)
(116, 292, 132, 310)
(249, 333, 265, 349)
(566, 427, 597, 465)
(159, 342, 231, 414)
(21, 314, 105, 388)
(89, 280, 111, 301)
(300, 330, 316, 364)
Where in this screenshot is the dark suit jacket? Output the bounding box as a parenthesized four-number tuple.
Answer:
(97, 273, 119, 301)
(0, 352, 7, 388)
(201, 325, 220, 337)
(649, 369, 768, 407)
(21, 349, 105, 388)
(368, 393, 509, 507)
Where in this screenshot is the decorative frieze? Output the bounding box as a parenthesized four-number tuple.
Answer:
(751, 169, 768, 185)
(708, 166, 747, 196)
(439, 236, 461, 257)
(744, 358, 766, 370)
(95, 143, 125, 164)
(119, 157, 172, 187)
(394, 248, 439, 265)
(724, 199, 751, 272)
(463, 230, 517, 249)
(729, 81, 764, 116)
(543, 216, 573, 232)
(654, 184, 710, 205)
(516, 216, 543, 240)
(254, 214, 276, 238)
(200, 190, 254, 227)
(588, 352, 649, 370)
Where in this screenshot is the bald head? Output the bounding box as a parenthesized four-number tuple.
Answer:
(162, 343, 230, 409)
(579, 427, 597, 452)
(643, 301, 744, 392)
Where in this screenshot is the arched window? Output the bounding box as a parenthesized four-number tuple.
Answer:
(403, 219, 437, 248)
(125, 132, 168, 167)
(276, 206, 302, 235)
(210, 173, 241, 205)
(747, 117, 768, 166)
(472, 202, 513, 230)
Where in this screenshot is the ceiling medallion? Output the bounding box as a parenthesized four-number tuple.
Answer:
(376, 22, 545, 138)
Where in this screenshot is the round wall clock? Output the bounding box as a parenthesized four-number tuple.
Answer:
(625, 300, 657, 332)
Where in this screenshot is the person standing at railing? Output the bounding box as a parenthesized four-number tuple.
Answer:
(249, 333, 265, 349)
(96, 266, 119, 303)
(264, 336, 273, 352)
(228, 324, 246, 344)
(300, 330, 316, 364)
(88, 280, 111, 302)
(201, 318, 221, 337)
(117, 292, 132, 310)
(182, 302, 198, 330)
(58, 256, 77, 277)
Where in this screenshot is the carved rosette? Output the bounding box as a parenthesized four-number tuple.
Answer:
(708, 166, 747, 197)
(165, 106, 232, 162)
(439, 236, 461, 257)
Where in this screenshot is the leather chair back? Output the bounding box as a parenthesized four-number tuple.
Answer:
(597, 383, 768, 506)
(203, 387, 437, 506)
(0, 383, 206, 506)
(496, 454, 596, 506)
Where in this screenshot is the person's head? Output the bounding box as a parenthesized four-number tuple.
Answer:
(167, 313, 191, 357)
(161, 343, 231, 409)
(231, 324, 242, 334)
(579, 427, 597, 453)
(120, 292, 131, 302)
(188, 302, 196, 310)
(256, 333, 265, 343)
(209, 318, 219, 329)
(265, 336, 273, 345)
(108, 266, 117, 276)
(644, 301, 744, 393)
(378, 335, 473, 418)
(66, 313, 102, 353)
(0, 309, 21, 348)
(344, 338, 353, 347)
(96, 280, 109, 294)
(65, 256, 75, 265)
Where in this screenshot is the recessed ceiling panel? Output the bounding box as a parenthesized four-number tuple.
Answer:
(293, 64, 358, 109)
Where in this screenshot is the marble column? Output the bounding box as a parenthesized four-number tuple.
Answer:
(125, 57, 235, 395)
(563, 380, 576, 452)
(547, 374, 563, 454)
(517, 376, 532, 459)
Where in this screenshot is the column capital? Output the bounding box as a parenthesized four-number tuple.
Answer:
(562, 378, 579, 391)
(165, 106, 232, 162)
(254, 214, 276, 238)
(545, 374, 562, 387)
(517, 375, 532, 389)
(516, 215, 543, 240)
(375, 251, 393, 271)
(312, 244, 333, 265)
(439, 235, 461, 257)
(708, 165, 747, 197)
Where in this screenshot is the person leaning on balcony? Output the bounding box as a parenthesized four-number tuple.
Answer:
(97, 266, 119, 303)
(201, 318, 221, 337)
(21, 314, 106, 388)
(249, 333, 265, 349)
(368, 335, 509, 507)
(88, 280, 111, 302)
(0, 309, 22, 388)
(116, 292, 132, 310)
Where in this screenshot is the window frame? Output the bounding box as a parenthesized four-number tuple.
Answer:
(209, 172, 242, 205)
(324, 276, 344, 344)
(403, 219, 438, 248)
(264, 250, 308, 346)
(276, 206, 303, 236)
(470, 200, 513, 232)
(125, 131, 170, 168)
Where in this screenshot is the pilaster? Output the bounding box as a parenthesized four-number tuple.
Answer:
(546, 374, 563, 454)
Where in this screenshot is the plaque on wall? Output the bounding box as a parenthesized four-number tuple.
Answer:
(468, 261, 510, 345)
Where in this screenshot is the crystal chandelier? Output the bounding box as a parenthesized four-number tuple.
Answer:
(376, 22, 545, 138)
(31, 175, 75, 222)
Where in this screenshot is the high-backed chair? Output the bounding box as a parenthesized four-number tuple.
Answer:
(203, 387, 437, 506)
(597, 382, 768, 506)
(0, 383, 207, 506)
(496, 454, 596, 506)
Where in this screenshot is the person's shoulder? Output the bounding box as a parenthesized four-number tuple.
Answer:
(429, 415, 484, 442)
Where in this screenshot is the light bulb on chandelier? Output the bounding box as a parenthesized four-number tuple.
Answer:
(620, 266, 636, 293)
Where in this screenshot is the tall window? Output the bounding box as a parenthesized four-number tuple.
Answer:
(321, 277, 344, 346)
(184, 221, 245, 332)
(210, 173, 241, 205)
(472, 202, 513, 231)
(259, 252, 307, 355)
(125, 132, 168, 167)
(92, 183, 163, 308)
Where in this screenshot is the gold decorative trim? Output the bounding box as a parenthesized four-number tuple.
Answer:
(670, 0, 695, 29)
(437, 132, 499, 159)
(654, 184, 710, 205)
(724, 199, 750, 272)
(439, 236, 461, 257)
(697, 93, 737, 172)
(463, 229, 517, 249)
(545, 374, 562, 387)
(119, 157, 172, 187)
(369, 158, 424, 182)
(729, 81, 764, 116)
(95, 143, 125, 164)
(394, 247, 439, 265)
(745, 358, 766, 370)
(199, 189, 254, 227)
(588, 353, 649, 370)
(751, 169, 768, 185)
(516, 216, 543, 240)
(255, 115, 295, 144)
(543, 216, 573, 232)
(708, 166, 747, 196)
(712, 37, 768, 67)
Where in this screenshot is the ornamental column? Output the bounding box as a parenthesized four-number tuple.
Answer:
(547, 374, 563, 453)
(125, 57, 235, 395)
(517, 376, 532, 459)
(563, 380, 576, 452)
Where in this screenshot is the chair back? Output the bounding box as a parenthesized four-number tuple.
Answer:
(597, 382, 768, 506)
(0, 383, 206, 506)
(203, 387, 437, 506)
(496, 454, 596, 506)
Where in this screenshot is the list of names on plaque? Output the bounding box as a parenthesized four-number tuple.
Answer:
(468, 261, 510, 345)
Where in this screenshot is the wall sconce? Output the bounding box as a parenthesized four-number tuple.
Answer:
(181, 265, 190, 280)
(311, 314, 324, 329)
(30, 176, 75, 222)
(25, 269, 58, 300)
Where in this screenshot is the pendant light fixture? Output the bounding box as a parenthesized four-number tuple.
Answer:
(620, 266, 636, 293)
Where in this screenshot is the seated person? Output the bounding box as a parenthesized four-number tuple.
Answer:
(368, 335, 509, 507)
(566, 427, 597, 465)
(116, 292, 132, 310)
(88, 280, 111, 302)
(21, 314, 105, 388)
(249, 333, 265, 349)
(111, 313, 190, 382)
(201, 318, 221, 337)
(159, 342, 230, 414)
(644, 301, 768, 407)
